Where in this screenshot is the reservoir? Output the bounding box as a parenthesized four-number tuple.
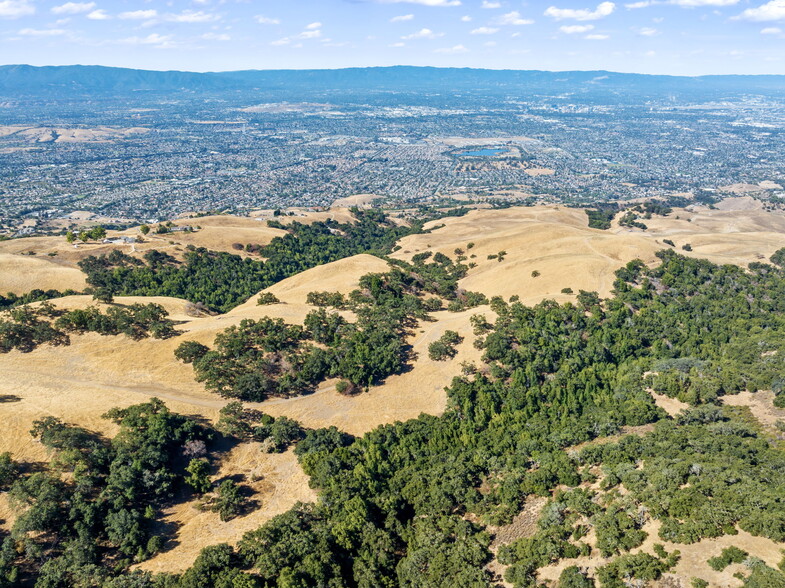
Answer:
(459, 147, 510, 157)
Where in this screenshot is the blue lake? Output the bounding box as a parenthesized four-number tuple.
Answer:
(459, 148, 509, 157)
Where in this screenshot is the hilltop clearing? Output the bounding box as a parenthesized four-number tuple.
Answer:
(0, 125, 149, 143)
(392, 201, 785, 303)
(249, 206, 361, 226)
(0, 214, 289, 271)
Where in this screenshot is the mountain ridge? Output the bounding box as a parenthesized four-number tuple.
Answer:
(3, 63, 785, 97)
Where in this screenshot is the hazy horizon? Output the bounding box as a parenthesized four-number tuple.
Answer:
(5, 62, 785, 77)
(1, 0, 784, 76)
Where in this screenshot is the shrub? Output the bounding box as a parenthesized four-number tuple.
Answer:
(306, 291, 347, 309)
(771, 248, 785, 267)
(428, 330, 464, 361)
(257, 292, 280, 305)
(707, 546, 748, 571)
(213, 480, 245, 522)
(185, 459, 212, 494)
(174, 340, 210, 364)
(0, 452, 18, 489)
(558, 566, 595, 587)
(336, 380, 361, 395)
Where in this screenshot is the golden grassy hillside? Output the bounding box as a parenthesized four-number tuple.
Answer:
(391, 199, 785, 304)
(0, 215, 289, 291)
(3, 200, 785, 573)
(163, 215, 288, 252)
(4, 200, 785, 462)
(0, 253, 87, 294)
(0, 255, 402, 463)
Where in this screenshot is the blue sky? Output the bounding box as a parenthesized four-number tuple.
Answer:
(1, 0, 784, 75)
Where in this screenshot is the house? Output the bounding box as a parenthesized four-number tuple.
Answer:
(102, 236, 137, 244)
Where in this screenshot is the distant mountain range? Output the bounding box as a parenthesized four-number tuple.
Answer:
(2, 64, 785, 98)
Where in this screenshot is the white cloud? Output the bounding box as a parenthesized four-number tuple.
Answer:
(255, 15, 280, 24)
(295, 29, 321, 39)
(734, 0, 785, 21)
(761, 25, 782, 32)
(202, 32, 230, 41)
(670, 0, 738, 5)
(119, 33, 172, 46)
(471, 26, 499, 33)
(18, 27, 67, 35)
(51, 2, 94, 14)
(389, 41, 406, 46)
(434, 43, 468, 52)
(305, 21, 321, 29)
(461, 15, 472, 21)
(390, 13, 414, 21)
(585, 32, 610, 38)
(544, 2, 616, 20)
(482, 0, 501, 7)
(119, 9, 157, 20)
(560, 23, 594, 32)
(166, 11, 219, 23)
(402, 27, 443, 38)
(377, 0, 461, 6)
(0, 0, 35, 18)
(638, 26, 659, 34)
(494, 10, 534, 24)
(627, 0, 738, 7)
(272, 26, 323, 46)
(87, 8, 109, 19)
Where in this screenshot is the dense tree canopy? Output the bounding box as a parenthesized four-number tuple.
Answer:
(0, 301, 176, 353)
(7, 251, 785, 586)
(77, 210, 426, 313)
(177, 252, 482, 401)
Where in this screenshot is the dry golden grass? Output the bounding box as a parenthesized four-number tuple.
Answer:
(260, 253, 389, 305)
(274, 207, 359, 226)
(392, 206, 661, 303)
(0, 125, 149, 143)
(536, 520, 784, 588)
(392, 201, 785, 303)
(330, 194, 382, 208)
(159, 216, 287, 253)
(0, 216, 288, 293)
(650, 391, 690, 418)
(136, 446, 316, 574)
(723, 390, 785, 433)
(0, 253, 86, 294)
(4, 201, 785, 574)
(258, 305, 485, 435)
